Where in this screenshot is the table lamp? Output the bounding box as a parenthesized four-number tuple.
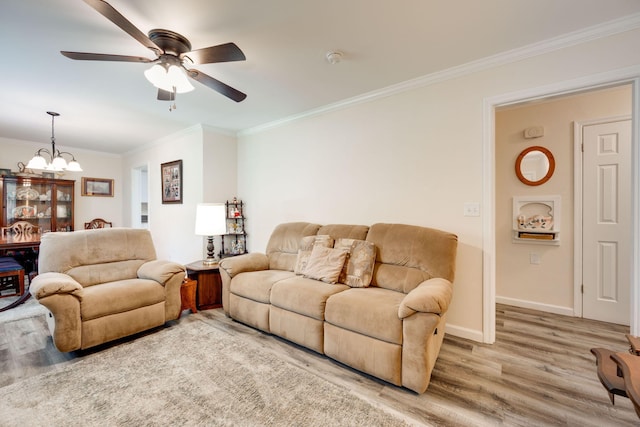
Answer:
(195, 203, 227, 265)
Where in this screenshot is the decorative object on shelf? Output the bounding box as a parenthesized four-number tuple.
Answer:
(221, 198, 247, 258)
(513, 195, 561, 245)
(195, 203, 226, 265)
(161, 160, 182, 204)
(515, 146, 555, 186)
(25, 112, 82, 173)
(81, 177, 114, 197)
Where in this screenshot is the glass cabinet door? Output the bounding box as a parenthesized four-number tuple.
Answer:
(2, 176, 75, 234)
(53, 181, 74, 232)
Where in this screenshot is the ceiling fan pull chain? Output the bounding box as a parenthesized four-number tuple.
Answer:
(170, 87, 177, 111)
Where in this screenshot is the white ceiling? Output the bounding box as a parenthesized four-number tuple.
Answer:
(2, 0, 640, 154)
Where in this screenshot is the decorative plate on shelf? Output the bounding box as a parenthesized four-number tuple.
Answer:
(12, 205, 36, 218)
(16, 187, 39, 200)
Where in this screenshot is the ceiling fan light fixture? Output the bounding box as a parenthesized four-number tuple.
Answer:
(144, 63, 194, 94)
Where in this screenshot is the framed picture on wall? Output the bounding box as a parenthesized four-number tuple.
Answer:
(161, 159, 182, 204)
(81, 177, 114, 197)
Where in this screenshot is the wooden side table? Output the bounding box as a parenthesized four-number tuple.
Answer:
(180, 278, 198, 315)
(185, 261, 222, 310)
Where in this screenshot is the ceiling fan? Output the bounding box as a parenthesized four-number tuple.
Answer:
(61, 0, 247, 103)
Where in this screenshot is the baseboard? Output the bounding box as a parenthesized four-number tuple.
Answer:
(496, 296, 575, 317)
(445, 323, 483, 342)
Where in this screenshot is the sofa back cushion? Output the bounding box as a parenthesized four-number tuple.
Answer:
(266, 222, 321, 271)
(317, 224, 369, 241)
(38, 228, 158, 287)
(366, 223, 457, 294)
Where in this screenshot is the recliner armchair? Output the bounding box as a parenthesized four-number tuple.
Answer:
(29, 228, 185, 352)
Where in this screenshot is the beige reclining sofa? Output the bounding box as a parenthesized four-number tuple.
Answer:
(29, 228, 186, 352)
(219, 222, 457, 393)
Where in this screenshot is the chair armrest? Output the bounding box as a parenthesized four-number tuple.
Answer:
(29, 272, 83, 300)
(219, 253, 269, 278)
(398, 277, 453, 319)
(137, 260, 186, 285)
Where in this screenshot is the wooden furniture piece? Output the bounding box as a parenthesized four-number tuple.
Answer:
(84, 218, 113, 229)
(1, 175, 75, 233)
(0, 257, 24, 298)
(0, 226, 42, 312)
(592, 334, 640, 418)
(180, 278, 198, 314)
(220, 198, 247, 258)
(185, 261, 222, 309)
(1, 220, 39, 238)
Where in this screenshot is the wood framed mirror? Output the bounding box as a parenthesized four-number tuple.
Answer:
(515, 146, 555, 186)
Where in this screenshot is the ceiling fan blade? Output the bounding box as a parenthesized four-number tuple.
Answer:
(83, 0, 162, 54)
(61, 51, 152, 62)
(157, 89, 175, 101)
(187, 69, 247, 102)
(182, 42, 246, 65)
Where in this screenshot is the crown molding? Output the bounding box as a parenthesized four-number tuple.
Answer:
(239, 12, 640, 137)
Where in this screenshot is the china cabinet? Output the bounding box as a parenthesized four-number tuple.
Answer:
(220, 198, 247, 258)
(1, 176, 75, 233)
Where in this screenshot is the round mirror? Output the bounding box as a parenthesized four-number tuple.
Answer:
(515, 146, 555, 186)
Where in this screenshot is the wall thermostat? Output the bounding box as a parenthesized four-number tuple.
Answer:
(524, 126, 544, 139)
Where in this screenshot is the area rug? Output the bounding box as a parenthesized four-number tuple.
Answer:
(0, 296, 46, 323)
(0, 316, 414, 426)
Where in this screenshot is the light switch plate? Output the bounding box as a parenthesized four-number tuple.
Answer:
(463, 202, 480, 217)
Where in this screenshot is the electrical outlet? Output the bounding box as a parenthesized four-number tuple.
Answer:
(463, 202, 480, 217)
(530, 253, 540, 265)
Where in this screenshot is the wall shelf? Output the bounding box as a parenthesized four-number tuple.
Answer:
(513, 195, 561, 245)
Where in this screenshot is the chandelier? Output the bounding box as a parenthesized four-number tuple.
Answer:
(26, 111, 82, 172)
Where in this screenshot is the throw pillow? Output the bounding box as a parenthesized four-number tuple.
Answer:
(294, 235, 335, 275)
(302, 245, 348, 284)
(335, 238, 376, 287)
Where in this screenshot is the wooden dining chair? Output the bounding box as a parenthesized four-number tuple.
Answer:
(84, 218, 113, 229)
(1, 221, 39, 238)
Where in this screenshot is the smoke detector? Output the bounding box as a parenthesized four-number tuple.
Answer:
(325, 51, 343, 64)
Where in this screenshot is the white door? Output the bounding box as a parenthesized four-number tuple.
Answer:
(582, 119, 631, 325)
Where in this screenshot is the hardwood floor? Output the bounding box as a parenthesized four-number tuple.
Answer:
(1, 303, 637, 426)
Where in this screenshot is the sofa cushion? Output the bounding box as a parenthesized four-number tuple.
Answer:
(38, 228, 158, 285)
(366, 223, 458, 293)
(266, 222, 321, 271)
(271, 276, 349, 320)
(325, 287, 405, 345)
(80, 278, 165, 321)
(317, 224, 369, 240)
(335, 238, 376, 287)
(294, 235, 334, 275)
(302, 246, 348, 284)
(230, 270, 295, 303)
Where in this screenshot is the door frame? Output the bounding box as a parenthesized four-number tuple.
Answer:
(573, 115, 632, 320)
(483, 68, 640, 343)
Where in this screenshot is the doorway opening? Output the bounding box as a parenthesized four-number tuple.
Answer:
(131, 165, 149, 229)
(483, 73, 640, 344)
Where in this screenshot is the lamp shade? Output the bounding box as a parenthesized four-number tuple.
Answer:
(26, 154, 48, 170)
(195, 203, 226, 236)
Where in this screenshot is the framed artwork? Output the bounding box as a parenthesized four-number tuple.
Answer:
(161, 159, 182, 204)
(81, 177, 114, 197)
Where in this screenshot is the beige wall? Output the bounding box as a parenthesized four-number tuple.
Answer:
(121, 125, 238, 264)
(237, 27, 640, 340)
(0, 137, 123, 230)
(495, 86, 632, 314)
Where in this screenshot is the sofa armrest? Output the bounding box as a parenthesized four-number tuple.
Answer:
(137, 260, 186, 285)
(29, 272, 83, 300)
(219, 253, 269, 278)
(398, 277, 453, 319)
